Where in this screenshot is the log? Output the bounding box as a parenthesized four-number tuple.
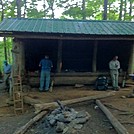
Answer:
(96, 100, 129, 134)
(34, 92, 115, 113)
(13, 111, 48, 134)
(24, 96, 44, 105)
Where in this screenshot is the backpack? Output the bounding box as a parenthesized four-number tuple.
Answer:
(95, 75, 108, 91)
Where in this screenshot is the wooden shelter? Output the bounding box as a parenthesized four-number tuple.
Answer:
(0, 18, 134, 86)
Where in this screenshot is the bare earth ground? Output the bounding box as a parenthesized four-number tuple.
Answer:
(0, 84, 134, 134)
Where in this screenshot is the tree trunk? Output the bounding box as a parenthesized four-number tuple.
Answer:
(103, 0, 108, 20)
(23, 0, 27, 18)
(123, 0, 127, 20)
(82, 0, 86, 20)
(0, 0, 4, 21)
(119, 0, 123, 20)
(129, 0, 132, 20)
(16, 0, 22, 18)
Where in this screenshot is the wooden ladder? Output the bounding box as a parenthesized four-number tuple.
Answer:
(12, 74, 24, 115)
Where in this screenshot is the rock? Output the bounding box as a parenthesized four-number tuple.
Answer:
(47, 114, 55, 121)
(74, 84, 84, 88)
(63, 111, 71, 118)
(56, 113, 66, 122)
(49, 119, 56, 126)
(76, 111, 88, 118)
(51, 108, 61, 115)
(74, 117, 88, 124)
(121, 96, 126, 99)
(56, 122, 65, 132)
(73, 124, 83, 130)
(127, 93, 134, 98)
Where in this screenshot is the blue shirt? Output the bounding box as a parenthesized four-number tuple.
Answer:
(4, 64, 11, 74)
(39, 59, 53, 71)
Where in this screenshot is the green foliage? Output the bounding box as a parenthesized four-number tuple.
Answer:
(63, 6, 83, 19)
(0, 38, 12, 72)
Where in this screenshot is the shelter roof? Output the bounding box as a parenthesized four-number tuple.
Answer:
(0, 18, 134, 36)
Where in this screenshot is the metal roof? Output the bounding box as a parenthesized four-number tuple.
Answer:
(0, 18, 134, 36)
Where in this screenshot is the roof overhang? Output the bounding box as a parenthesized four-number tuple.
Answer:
(0, 32, 134, 41)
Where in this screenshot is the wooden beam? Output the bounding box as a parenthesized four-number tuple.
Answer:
(92, 40, 98, 72)
(0, 33, 134, 40)
(19, 41, 25, 75)
(24, 96, 44, 105)
(96, 100, 129, 134)
(13, 111, 48, 134)
(128, 41, 134, 74)
(34, 92, 115, 113)
(57, 40, 62, 73)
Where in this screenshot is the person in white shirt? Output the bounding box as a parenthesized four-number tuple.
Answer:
(109, 56, 120, 90)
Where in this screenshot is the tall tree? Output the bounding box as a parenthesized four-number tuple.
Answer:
(123, 0, 127, 20)
(23, 0, 27, 18)
(16, 0, 22, 18)
(82, 0, 86, 19)
(103, 0, 108, 20)
(119, 0, 123, 20)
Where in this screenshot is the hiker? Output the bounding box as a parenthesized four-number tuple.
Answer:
(39, 55, 53, 92)
(3, 60, 12, 91)
(109, 56, 120, 91)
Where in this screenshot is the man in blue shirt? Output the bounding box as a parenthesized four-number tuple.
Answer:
(3, 60, 12, 90)
(39, 55, 53, 92)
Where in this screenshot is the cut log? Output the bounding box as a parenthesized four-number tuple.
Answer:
(96, 100, 129, 134)
(24, 96, 44, 105)
(34, 92, 115, 113)
(13, 111, 48, 134)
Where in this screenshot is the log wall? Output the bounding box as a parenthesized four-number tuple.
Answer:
(28, 72, 124, 86)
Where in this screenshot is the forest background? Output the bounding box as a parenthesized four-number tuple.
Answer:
(0, 0, 134, 72)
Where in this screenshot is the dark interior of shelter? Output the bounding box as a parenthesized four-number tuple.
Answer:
(24, 39, 132, 73)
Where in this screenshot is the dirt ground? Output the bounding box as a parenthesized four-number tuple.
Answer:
(0, 84, 134, 134)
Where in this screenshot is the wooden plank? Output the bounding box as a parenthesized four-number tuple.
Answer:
(34, 92, 115, 113)
(96, 100, 129, 134)
(24, 96, 44, 105)
(13, 111, 48, 134)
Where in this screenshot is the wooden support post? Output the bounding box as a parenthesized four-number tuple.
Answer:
(19, 41, 25, 76)
(128, 42, 134, 74)
(96, 100, 129, 134)
(12, 38, 20, 75)
(92, 40, 98, 72)
(57, 40, 62, 73)
(12, 38, 24, 115)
